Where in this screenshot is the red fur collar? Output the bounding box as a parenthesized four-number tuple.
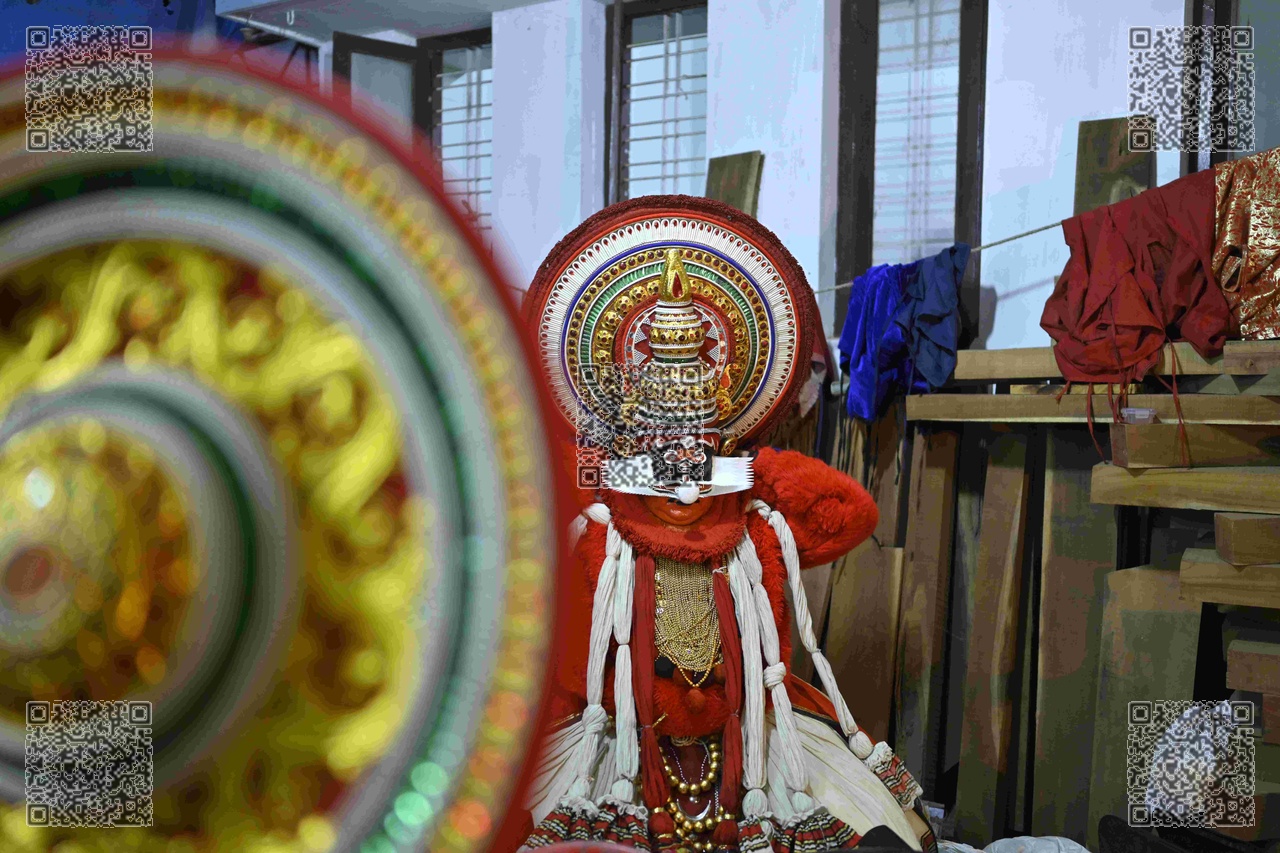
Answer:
(601, 491, 748, 563)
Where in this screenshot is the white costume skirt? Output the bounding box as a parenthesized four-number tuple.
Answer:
(524, 710, 923, 851)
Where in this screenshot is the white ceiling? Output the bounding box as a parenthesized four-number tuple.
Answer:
(215, 0, 542, 43)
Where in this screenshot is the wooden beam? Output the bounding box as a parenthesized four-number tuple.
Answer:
(1217, 513, 1280, 566)
(1225, 341, 1280, 375)
(952, 341, 1278, 382)
(1228, 640, 1280, 695)
(1111, 423, 1280, 468)
(955, 431, 1032, 846)
(1091, 464, 1280, 513)
(909, 393, 1280, 425)
(1032, 428, 1116, 843)
(1086, 568, 1201, 851)
(1181, 548, 1280, 609)
(894, 427, 960, 794)
(825, 414, 906, 744)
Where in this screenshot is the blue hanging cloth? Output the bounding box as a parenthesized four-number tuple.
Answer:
(836, 264, 906, 421)
(837, 243, 970, 421)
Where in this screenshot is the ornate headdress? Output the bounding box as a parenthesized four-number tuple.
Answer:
(525, 196, 818, 502)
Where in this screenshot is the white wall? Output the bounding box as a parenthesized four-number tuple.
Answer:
(706, 0, 842, 330)
(980, 0, 1184, 349)
(490, 0, 607, 290)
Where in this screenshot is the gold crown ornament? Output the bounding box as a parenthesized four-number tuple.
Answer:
(526, 196, 821, 502)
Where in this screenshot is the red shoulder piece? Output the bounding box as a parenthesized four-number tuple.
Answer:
(748, 447, 878, 568)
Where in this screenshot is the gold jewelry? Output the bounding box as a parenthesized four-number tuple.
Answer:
(654, 557, 722, 681)
(661, 736, 727, 851)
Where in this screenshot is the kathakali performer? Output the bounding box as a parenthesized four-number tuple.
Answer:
(516, 196, 937, 853)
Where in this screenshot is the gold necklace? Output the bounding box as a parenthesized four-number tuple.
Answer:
(654, 556, 722, 682)
(653, 736, 732, 852)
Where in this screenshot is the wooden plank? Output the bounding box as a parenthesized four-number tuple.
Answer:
(1266, 695, 1280, 746)
(908, 393, 1280, 425)
(1182, 548, 1280, 609)
(942, 427, 988, 789)
(1111, 424, 1280, 468)
(953, 340, 1279, 382)
(1010, 383, 1140, 396)
(825, 414, 906, 744)
(952, 342, 1225, 382)
(1217, 513, 1280, 566)
(954, 431, 1032, 846)
(1225, 341, 1280, 375)
(1031, 428, 1117, 843)
(894, 427, 960, 794)
(1228, 639, 1280, 694)
(1091, 464, 1280, 513)
(1086, 568, 1202, 851)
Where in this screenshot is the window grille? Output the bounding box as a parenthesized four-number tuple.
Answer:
(872, 0, 961, 265)
(434, 42, 493, 232)
(620, 6, 708, 199)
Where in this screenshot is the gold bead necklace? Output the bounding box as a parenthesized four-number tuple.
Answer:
(653, 736, 732, 852)
(654, 556, 722, 686)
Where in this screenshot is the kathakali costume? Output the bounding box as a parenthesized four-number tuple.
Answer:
(519, 196, 936, 853)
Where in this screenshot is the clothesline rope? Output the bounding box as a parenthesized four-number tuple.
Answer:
(813, 219, 1062, 296)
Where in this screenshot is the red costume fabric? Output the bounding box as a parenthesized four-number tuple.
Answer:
(1040, 167, 1230, 385)
(543, 446, 879, 741)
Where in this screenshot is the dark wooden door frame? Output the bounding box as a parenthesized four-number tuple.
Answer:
(833, 0, 879, 337)
(603, 0, 708, 205)
(1181, 0, 1239, 174)
(332, 31, 432, 157)
(416, 28, 493, 150)
(955, 0, 989, 349)
(833, 0, 988, 344)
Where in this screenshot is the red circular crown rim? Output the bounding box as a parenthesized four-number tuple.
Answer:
(524, 194, 819, 448)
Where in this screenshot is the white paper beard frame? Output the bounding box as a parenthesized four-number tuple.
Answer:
(602, 455, 754, 503)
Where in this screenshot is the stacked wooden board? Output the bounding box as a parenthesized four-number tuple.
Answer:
(1081, 351, 1280, 846)
(842, 339, 1280, 849)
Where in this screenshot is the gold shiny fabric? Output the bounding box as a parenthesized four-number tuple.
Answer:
(1214, 147, 1280, 340)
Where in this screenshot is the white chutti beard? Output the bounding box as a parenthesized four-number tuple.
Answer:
(601, 455, 754, 501)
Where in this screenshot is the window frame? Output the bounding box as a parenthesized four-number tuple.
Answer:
(833, 0, 987, 344)
(331, 32, 431, 157)
(417, 28, 494, 230)
(604, 0, 710, 205)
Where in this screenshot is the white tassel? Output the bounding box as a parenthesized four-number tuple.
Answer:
(567, 520, 621, 799)
(568, 514, 589, 551)
(727, 550, 768, 816)
(568, 502, 608, 550)
(752, 500, 899, 767)
(738, 530, 810, 802)
(611, 536, 638, 803)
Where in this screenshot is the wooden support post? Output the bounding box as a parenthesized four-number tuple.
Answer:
(1086, 568, 1202, 851)
(1216, 513, 1280, 566)
(1031, 428, 1117, 843)
(954, 430, 1033, 846)
(894, 426, 960, 795)
(825, 413, 908, 743)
